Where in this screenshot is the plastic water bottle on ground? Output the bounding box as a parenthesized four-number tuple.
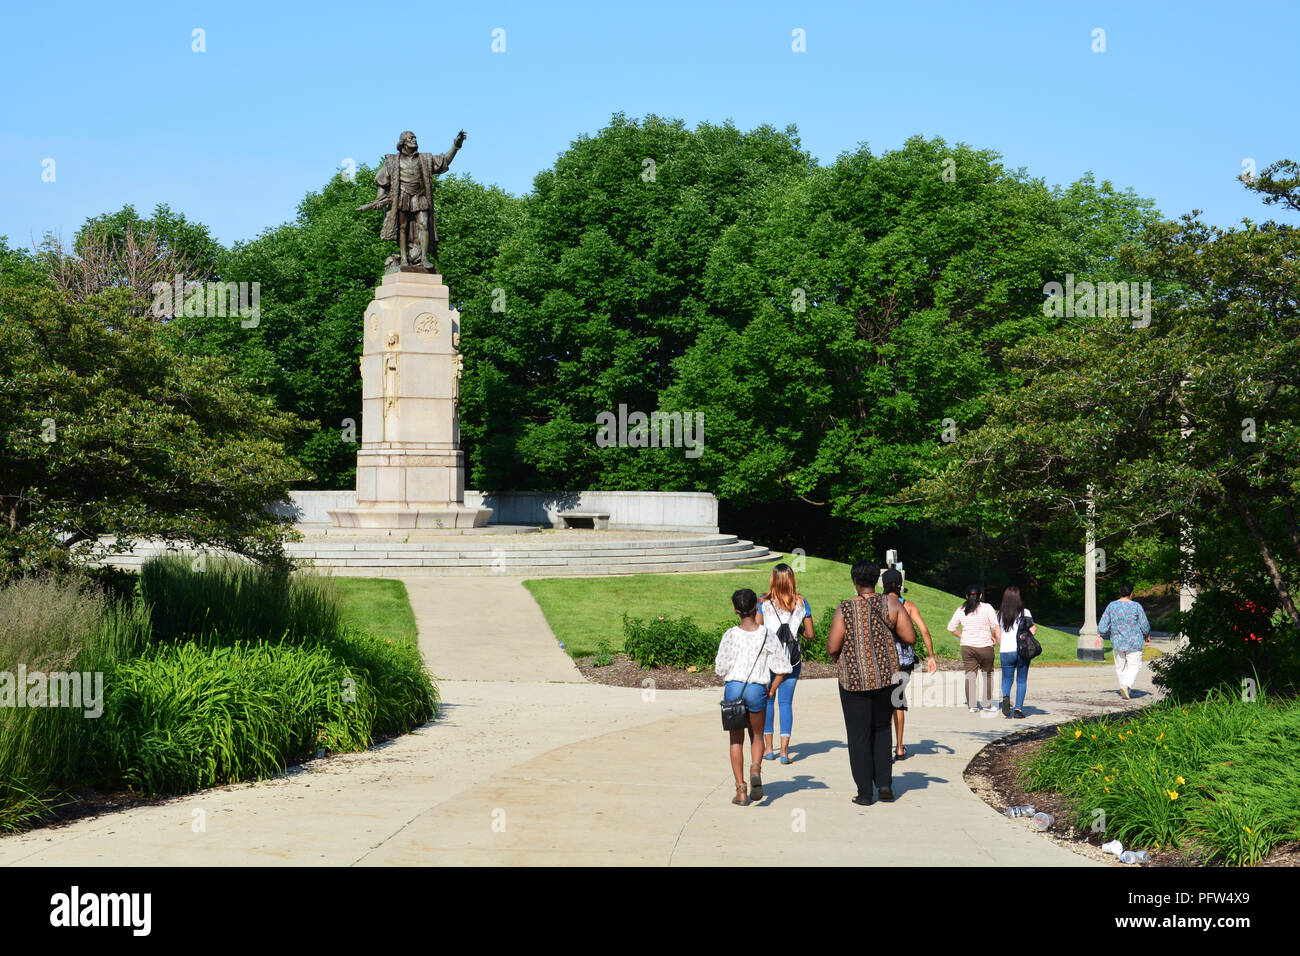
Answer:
(1129, 850, 1151, 863)
(1003, 805, 1035, 818)
(1101, 840, 1124, 857)
(1119, 850, 1144, 864)
(1032, 812, 1054, 830)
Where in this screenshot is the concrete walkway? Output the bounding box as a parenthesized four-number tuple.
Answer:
(0, 577, 1158, 866)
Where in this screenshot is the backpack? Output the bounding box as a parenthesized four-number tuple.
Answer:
(1016, 613, 1042, 664)
(769, 601, 802, 668)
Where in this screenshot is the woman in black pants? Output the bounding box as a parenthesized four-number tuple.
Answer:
(827, 560, 917, 804)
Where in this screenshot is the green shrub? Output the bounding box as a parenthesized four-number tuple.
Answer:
(328, 629, 437, 736)
(1154, 586, 1299, 700)
(140, 555, 343, 646)
(1021, 690, 1300, 864)
(90, 639, 377, 794)
(1, 563, 436, 831)
(592, 640, 613, 667)
(622, 613, 726, 669)
(807, 607, 837, 664)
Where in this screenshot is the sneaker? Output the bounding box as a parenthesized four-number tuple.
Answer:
(1013, 709, 1025, 719)
(1001, 695, 1011, 717)
(877, 787, 895, 802)
(969, 706, 979, 713)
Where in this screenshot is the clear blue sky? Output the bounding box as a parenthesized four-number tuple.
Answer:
(3, 0, 1296, 247)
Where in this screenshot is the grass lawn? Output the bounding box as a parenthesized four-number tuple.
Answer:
(334, 578, 418, 643)
(523, 556, 1092, 663)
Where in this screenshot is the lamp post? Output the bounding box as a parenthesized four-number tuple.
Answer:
(1178, 383, 1197, 636)
(1078, 484, 1104, 662)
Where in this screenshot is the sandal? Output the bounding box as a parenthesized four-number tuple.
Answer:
(732, 782, 749, 806)
(895, 746, 908, 761)
(749, 765, 764, 802)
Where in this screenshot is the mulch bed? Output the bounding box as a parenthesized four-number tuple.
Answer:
(575, 652, 967, 688)
(575, 653, 837, 688)
(964, 723, 1300, 867)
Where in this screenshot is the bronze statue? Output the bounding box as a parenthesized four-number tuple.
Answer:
(358, 129, 466, 272)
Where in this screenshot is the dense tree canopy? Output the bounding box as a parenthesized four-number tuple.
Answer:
(9, 113, 1220, 620)
(916, 163, 1300, 645)
(0, 241, 307, 578)
(456, 113, 815, 490)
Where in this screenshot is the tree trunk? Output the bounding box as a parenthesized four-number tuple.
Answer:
(1282, 504, 1300, 566)
(1226, 493, 1300, 632)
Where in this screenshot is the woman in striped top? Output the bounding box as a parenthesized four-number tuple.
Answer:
(947, 585, 1000, 714)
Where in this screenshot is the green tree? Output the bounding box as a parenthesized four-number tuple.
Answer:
(0, 246, 308, 578)
(660, 138, 1159, 582)
(915, 162, 1300, 636)
(73, 202, 222, 282)
(456, 113, 814, 490)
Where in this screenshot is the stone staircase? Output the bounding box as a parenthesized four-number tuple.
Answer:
(98, 532, 779, 577)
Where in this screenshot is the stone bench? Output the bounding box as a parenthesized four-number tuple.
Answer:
(554, 510, 610, 530)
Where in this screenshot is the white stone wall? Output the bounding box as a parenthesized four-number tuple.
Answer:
(275, 490, 718, 533)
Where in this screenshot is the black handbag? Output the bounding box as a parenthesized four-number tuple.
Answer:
(1017, 613, 1042, 664)
(720, 633, 765, 731)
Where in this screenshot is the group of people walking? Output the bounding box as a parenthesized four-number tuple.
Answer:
(714, 562, 1152, 806)
(946, 584, 1037, 718)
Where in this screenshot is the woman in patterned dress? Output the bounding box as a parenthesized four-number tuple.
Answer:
(827, 561, 917, 805)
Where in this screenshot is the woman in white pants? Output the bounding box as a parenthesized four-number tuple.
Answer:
(1097, 581, 1151, 698)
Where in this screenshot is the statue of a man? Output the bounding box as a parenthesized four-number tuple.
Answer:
(359, 129, 466, 271)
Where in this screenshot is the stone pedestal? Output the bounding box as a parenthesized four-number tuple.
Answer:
(329, 271, 492, 530)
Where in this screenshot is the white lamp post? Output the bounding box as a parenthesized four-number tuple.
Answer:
(1078, 484, 1104, 662)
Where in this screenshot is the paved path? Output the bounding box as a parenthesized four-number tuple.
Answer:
(0, 577, 1159, 866)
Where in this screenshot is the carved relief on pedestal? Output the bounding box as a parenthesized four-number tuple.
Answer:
(413, 312, 439, 339)
(382, 332, 400, 441)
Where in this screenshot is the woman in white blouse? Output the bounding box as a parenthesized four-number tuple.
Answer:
(946, 585, 1000, 714)
(715, 588, 792, 806)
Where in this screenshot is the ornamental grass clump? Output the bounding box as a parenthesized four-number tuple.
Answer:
(328, 629, 437, 736)
(141, 555, 343, 646)
(91, 639, 376, 794)
(0, 577, 151, 831)
(1, 561, 436, 831)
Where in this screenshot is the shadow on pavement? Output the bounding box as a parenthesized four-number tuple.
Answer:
(754, 774, 830, 803)
(789, 738, 846, 759)
(899, 737, 955, 756)
(892, 770, 947, 795)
